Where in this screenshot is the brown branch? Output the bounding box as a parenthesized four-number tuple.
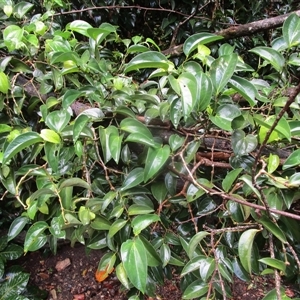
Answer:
(252, 81, 300, 177)
(53, 5, 206, 19)
(163, 10, 300, 55)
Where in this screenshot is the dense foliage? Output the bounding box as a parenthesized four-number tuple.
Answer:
(1, 0, 300, 299)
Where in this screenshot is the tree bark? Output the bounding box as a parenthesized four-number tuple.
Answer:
(163, 10, 300, 56)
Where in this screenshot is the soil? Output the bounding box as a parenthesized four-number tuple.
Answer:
(17, 244, 299, 300)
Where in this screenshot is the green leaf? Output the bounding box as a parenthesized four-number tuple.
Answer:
(45, 109, 71, 132)
(3, 132, 43, 164)
(59, 178, 90, 190)
(121, 168, 144, 191)
(78, 206, 94, 226)
(120, 118, 153, 139)
(262, 287, 289, 300)
(108, 219, 128, 238)
(115, 263, 131, 290)
(124, 51, 170, 73)
(0, 71, 10, 94)
(151, 181, 168, 204)
(73, 114, 90, 143)
(40, 129, 61, 144)
(139, 235, 162, 267)
(259, 257, 286, 272)
(87, 23, 116, 44)
(283, 13, 300, 48)
(182, 279, 209, 299)
(177, 72, 198, 120)
(238, 229, 260, 274)
(228, 75, 257, 106)
(0, 244, 23, 260)
(169, 134, 184, 152)
(210, 54, 238, 96)
(209, 104, 241, 131)
(186, 179, 213, 203)
(14, 1, 34, 18)
(267, 154, 280, 174)
(250, 47, 285, 72)
(188, 231, 209, 259)
(125, 132, 158, 148)
(283, 149, 300, 170)
(91, 216, 112, 231)
(121, 238, 147, 293)
(69, 20, 93, 37)
(222, 168, 243, 193)
(3, 25, 24, 51)
(183, 32, 223, 57)
(128, 204, 154, 215)
(0, 269, 29, 298)
(24, 221, 49, 253)
(196, 72, 213, 111)
(256, 115, 291, 143)
(256, 216, 287, 243)
(159, 243, 171, 267)
(144, 145, 170, 182)
(62, 90, 84, 108)
(7, 216, 29, 242)
(131, 214, 160, 235)
(231, 130, 258, 155)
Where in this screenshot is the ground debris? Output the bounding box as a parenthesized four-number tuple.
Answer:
(55, 258, 71, 271)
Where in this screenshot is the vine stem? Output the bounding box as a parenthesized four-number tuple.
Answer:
(252, 81, 300, 179)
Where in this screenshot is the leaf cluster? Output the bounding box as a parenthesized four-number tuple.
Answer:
(1, 1, 300, 299)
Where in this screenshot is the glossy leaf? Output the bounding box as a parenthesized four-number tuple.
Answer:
(210, 54, 238, 96)
(24, 221, 49, 253)
(73, 114, 90, 143)
(210, 104, 241, 131)
(108, 219, 128, 238)
(125, 132, 158, 148)
(267, 154, 280, 174)
(183, 32, 223, 57)
(177, 72, 197, 120)
(45, 109, 71, 132)
(231, 130, 257, 155)
(59, 178, 90, 190)
(0, 71, 10, 94)
(228, 75, 257, 106)
(222, 168, 243, 192)
(131, 214, 160, 235)
(120, 118, 153, 139)
(124, 51, 170, 73)
(238, 229, 260, 274)
(259, 257, 286, 272)
(144, 145, 170, 182)
(282, 13, 300, 48)
(7, 216, 29, 242)
(139, 235, 161, 267)
(186, 179, 213, 203)
(0, 244, 23, 260)
(283, 149, 300, 170)
(262, 287, 289, 300)
(196, 72, 213, 111)
(40, 129, 61, 144)
(182, 279, 209, 299)
(3, 132, 43, 164)
(151, 181, 168, 203)
(187, 231, 209, 259)
(256, 216, 287, 243)
(116, 263, 130, 290)
(121, 238, 147, 293)
(250, 47, 285, 72)
(69, 20, 93, 37)
(121, 168, 144, 191)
